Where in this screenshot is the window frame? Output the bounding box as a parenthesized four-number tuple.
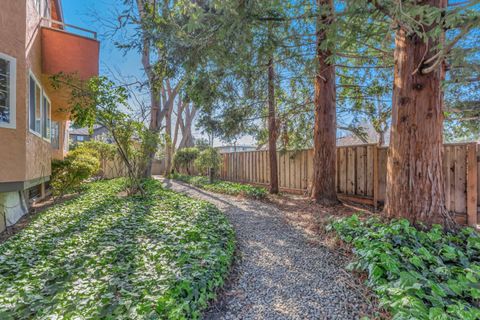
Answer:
(0, 52, 17, 129)
(42, 92, 51, 141)
(28, 71, 43, 138)
(51, 120, 60, 149)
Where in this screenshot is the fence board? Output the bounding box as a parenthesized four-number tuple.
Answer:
(347, 148, 356, 194)
(454, 146, 467, 213)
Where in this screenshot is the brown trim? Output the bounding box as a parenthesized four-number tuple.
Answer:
(0, 176, 50, 193)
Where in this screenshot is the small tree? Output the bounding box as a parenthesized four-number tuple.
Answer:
(52, 75, 160, 196)
(174, 147, 199, 175)
(194, 147, 222, 183)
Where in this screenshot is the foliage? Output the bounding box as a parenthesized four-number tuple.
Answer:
(52, 75, 160, 195)
(329, 215, 480, 320)
(194, 148, 222, 176)
(174, 147, 200, 174)
(71, 140, 117, 177)
(171, 173, 267, 199)
(0, 179, 235, 319)
(51, 148, 100, 198)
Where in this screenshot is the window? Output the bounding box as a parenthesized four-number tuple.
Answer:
(0, 53, 16, 129)
(34, 0, 50, 18)
(77, 135, 85, 142)
(42, 93, 51, 140)
(51, 121, 60, 149)
(29, 73, 42, 135)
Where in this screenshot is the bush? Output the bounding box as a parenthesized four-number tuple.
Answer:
(172, 173, 267, 199)
(51, 148, 100, 198)
(72, 141, 116, 177)
(174, 147, 200, 174)
(329, 215, 480, 319)
(195, 147, 222, 181)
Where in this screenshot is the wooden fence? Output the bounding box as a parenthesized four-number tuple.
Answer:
(219, 143, 479, 226)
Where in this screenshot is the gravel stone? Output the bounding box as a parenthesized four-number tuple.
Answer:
(159, 177, 375, 320)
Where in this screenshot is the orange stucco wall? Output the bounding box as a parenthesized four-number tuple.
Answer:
(25, 0, 52, 181)
(41, 28, 99, 80)
(0, 1, 27, 182)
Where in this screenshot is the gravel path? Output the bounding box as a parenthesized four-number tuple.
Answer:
(159, 178, 374, 320)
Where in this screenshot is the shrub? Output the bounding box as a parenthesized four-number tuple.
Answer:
(172, 173, 267, 199)
(195, 147, 222, 182)
(174, 147, 200, 174)
(51, 148, 100, 198)
(71, 141, 116, 177)
(329, 215, 480, 319)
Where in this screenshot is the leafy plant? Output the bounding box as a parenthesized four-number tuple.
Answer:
(51, 148, 100, 199)
(174, 147, 200, 175)
(329, 215, 480, 320)
(71, 140, 116, 178)
(0, 179, 235, 319)
(194, 147, 222, 183)
(171, 173, 267, 199)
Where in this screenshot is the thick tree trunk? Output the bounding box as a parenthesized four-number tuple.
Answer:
(164, 111, 173, 175)
(179, 104, 197, 148)
(311, 0, 338, 206)
(268, 57, 279, 194)
(385, 0, 455, 229)
(137, 0, 161, 178)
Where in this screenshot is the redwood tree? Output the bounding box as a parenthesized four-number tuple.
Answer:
(384, 0, 455, 228)
(268, 57, 279, 194)
(311, 0, 338, 205)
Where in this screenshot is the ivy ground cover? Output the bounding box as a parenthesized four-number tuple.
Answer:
(0, 179, 234, 319)
(171, 173, 267, 199)
(329, 215, 480, 320)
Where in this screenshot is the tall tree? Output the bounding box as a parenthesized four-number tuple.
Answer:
(311, 0, 338, 205)
(384, 0, 455, 227)
(267, 57, 279, 194)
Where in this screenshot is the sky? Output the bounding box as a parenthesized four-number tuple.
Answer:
(62, 0, 255, 147)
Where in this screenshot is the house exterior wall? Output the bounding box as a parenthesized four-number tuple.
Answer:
(1, 0, 99, 233)
(0, 1, 27, 183)
(25, 0, 52, 181)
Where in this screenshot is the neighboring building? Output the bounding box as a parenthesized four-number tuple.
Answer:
(0, 0, 99, 232)
(337, 122, 390, 147)
(216, 145, 257, 153)
(69, 125, 111, 145)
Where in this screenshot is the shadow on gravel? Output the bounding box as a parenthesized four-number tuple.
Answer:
(158, 177, 376, 319)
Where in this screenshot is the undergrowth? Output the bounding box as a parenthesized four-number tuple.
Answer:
(329, 215, 480, 320)
(171, 173, 267, 199)
(0, 178, 235, 319)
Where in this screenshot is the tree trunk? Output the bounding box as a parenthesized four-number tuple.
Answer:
(136, 0, 161, 178)
(268, 57, 279, 194)
(179, 104, 197, 148)
(385, 0, 455, 229)
(378, 131, 385, 147)
(311, 0, 338, 206)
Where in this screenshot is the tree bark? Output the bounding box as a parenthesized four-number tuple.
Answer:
(311, 0, 338, 206)
(268, 57, 279, 194)
(179, 104, 197, 148)
(137, 0, 160, 178)
(385, 0, 455, 229)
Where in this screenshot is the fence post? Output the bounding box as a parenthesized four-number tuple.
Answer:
(467, 143, 478, 227)
(373, 145, 379, 211)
